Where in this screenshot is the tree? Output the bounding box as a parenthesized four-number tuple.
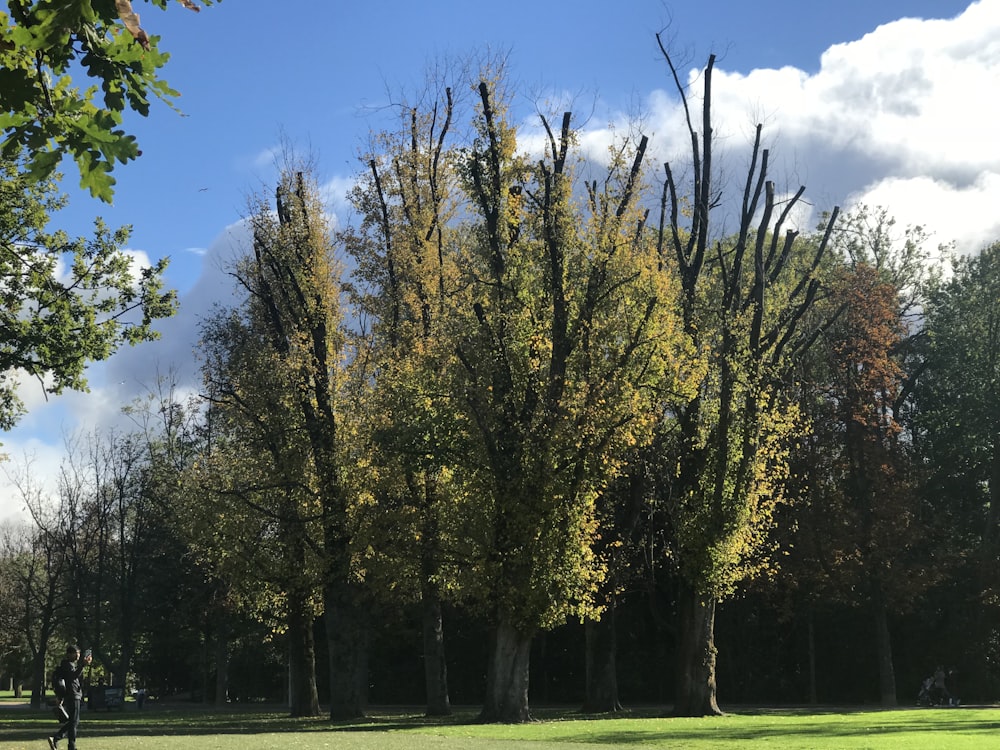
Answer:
(348, 65, 690, 723)
(345, 79, 460, 715)
(918, 242, 1000, 553)
(0, 516, 66, 707)
(788, 264, 936, 706)
(777, 207, 943, 706)
(652, 46, 839, 716)
(123, 376, 234, 704)
(191, 308, 325, 716)
(0, 155, 176, 430)
(1, 0, 214, 200)
(242, 166, 353, 718)
(915, 241, 1000, 685)
(449, 79, 684, 723)
(6, 427, 175, 700)
(582, 466, 647, 713)
(193, 165, 356, 718)
(53, 427, 161, 688)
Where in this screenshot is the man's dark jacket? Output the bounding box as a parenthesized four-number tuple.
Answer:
(55, 658, 86, 700)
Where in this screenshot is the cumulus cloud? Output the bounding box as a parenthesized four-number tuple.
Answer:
(101, 220, 251, 392)
(851, 173, 1000, 254)
(573, 0, 999, 253)
(320, 174, 355, 223)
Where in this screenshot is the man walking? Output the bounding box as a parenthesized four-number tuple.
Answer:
(49, 644, 92, 749)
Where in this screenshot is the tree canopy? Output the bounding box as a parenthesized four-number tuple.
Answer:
(0, 155, 176, 430)
(1, 0, 215, 201)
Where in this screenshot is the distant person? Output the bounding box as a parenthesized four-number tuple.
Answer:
(946, 667, 960, 706)
(933, 665, 952, 705)
(136, 686, 146, 709)
(49, 644, 92, 750)
(918, 675, 934, 705)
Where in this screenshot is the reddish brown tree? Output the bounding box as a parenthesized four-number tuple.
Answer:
(790, 264, 937, 706)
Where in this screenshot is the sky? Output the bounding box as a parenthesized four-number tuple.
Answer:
(1, 0, 998, 521)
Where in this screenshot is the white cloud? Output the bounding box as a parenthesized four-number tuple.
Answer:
(0, 437, 65, 522)
(851, 172, 1000, 254)
(100, 219, 251, 392)
(570, 0, 999, 253)
(250, 145, 282, 172)
(320, 175, 355, 223)
(810, 4, 1000, 181)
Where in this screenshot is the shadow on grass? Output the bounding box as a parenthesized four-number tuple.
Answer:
(550, 705, 1000, 746)
(0, 704, 475, 743)
(553, 715, 1000, 746)
(2, 703, 999, 745)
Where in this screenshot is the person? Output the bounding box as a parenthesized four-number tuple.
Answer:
(933, 665, 952, 705)
(946, 667, 960, 706)
(136, 686, 146, 709)
(917, 675, 935, 706)
(49, 644, 92, 750)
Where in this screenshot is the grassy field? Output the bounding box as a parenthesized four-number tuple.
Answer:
(2, 700, 1000, 749)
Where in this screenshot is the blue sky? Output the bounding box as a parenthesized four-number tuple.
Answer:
(2, 0, 998, 521)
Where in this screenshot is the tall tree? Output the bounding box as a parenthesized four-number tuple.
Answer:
(345, 79, 462, 717)
(124, 377, 235, 705)
(917, 242, 1000, 553)
(193, 302, 325, 716)
(915, 241, 1000, 682)
(451, 79, 684, 722)
(194, 165, 356, 718)
(652, 45, 839, 716)
(346, 70, 684, 722)
(789, 264, 935, 706)
(1, 0, 215, 200)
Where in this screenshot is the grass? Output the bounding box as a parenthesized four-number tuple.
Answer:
(2, 701, 1000, 749)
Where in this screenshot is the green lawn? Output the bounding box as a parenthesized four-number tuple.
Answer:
(2, 703, 999, 749)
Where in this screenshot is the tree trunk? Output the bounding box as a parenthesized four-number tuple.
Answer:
(988, 436, 1000, 551)
(422, 592, 451, 716)
(872, 579, 897, 706)
(583, 601, 622, 713)
(287, 595, 320, 717)
(479, 617, 533, 723)
(31, 650, 46, 709)
(418, 473, 450, 716)
(325, 581, 368, 720)
(214, 614, 229, 705)
(807, 611, 818, 704)
(674, 585, 722, 716)
(201, 626, 211, 705)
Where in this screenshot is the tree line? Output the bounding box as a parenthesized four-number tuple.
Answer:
(2, 46, 999, 723)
